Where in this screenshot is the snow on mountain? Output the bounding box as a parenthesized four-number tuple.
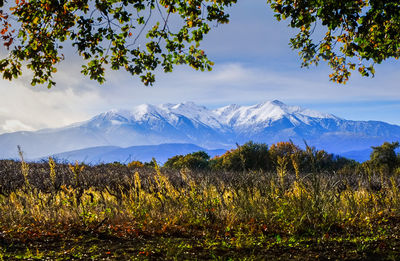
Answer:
(213, 100, 339, 128)
(0, 100, 399, 161)
(163, 102, 223, 129)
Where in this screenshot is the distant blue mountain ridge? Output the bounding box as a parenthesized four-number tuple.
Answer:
(0, 100, 398, 163)
(46, 143, 226, 165)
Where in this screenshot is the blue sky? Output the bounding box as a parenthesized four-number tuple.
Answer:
(0, 0, 399, 134)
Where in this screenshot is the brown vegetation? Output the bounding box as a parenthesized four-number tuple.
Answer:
(0, 141, 399, 259)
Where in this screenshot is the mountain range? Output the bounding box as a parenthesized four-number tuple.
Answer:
(1, 100, 399, 163)
(51, 144, 226, 165)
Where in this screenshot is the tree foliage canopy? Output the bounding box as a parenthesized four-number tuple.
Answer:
(164, 151, 210, 170)
(268, 0, 400, 83)
(370, 141, 399, 173)
(170, 141, 355, 173)
(0, 0, 399, 87)
(0, 0, 236, 87)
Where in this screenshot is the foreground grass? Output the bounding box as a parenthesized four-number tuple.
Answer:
(2, 226, 400, 260)
(2, 235, 400, 260)
(1, 159, 400, 259)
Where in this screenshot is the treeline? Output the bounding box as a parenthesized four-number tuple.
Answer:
(160, 141, 400, 175)
(77, 140, 400, 176)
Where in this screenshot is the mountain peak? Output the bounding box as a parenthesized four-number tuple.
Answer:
(130, 103, 165, 120)
(270, 99, 286, 106)
(172, 101, 197, 108)
(169, 101, 207, 111)
(253, 100, 287, 109)
(91, 100, 341, 129)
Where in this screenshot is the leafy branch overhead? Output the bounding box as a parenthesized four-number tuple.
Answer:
(267, 0, 400, 84)
(0, 0, 399, 87)
(0, 0, 235, 87)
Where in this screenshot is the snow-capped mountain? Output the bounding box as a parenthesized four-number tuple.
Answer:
(214, 100, 339, 128)
(1, 100, 399, 161)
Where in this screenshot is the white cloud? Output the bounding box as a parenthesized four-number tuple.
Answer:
(0, 79, 103, 134)
(1, 120, 34, 133)
(0, 60, 399, 134)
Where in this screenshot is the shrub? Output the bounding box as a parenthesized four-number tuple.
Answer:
(164, 151, 210, 171)
(127, 161, 145, 168)
(210, 141, 270, 172)
(370, 141, 399, 174)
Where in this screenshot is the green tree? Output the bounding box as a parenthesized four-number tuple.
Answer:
(163, 155, 185, 170)
(182, 151, 210, 170)
(1, 0, 399, 87)
(210, 141, 270, 172)
(370, 141, 399, 174)
(164, 151, 210, 170)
